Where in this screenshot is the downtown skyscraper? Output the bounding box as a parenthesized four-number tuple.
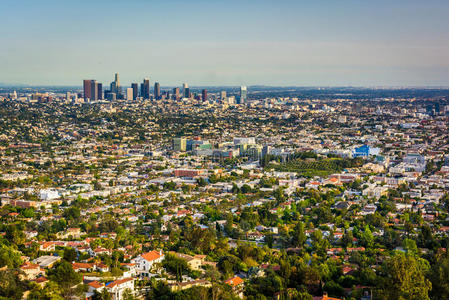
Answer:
(141, 78, 150, 99)
(173, 87, 180, 100)
(83, 79, 102, 101)
(239, 86, 247, 104)
(110, 73, 121, 97)
(183, 83, 190, 98)
(131, 83, 139, 100)
(154, 82, 161, 100)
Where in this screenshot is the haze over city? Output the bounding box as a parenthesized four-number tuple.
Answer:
(1, 0, 449, 86)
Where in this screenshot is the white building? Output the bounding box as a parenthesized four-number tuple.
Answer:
(105, 277, 135, 300)
(131, 250, 164, 277)
(126, 88, 133, 101)
(39, 189, 60, 200)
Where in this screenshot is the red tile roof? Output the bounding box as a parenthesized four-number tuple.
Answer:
(225, 276, 244, 287)
(141, 250, 163, 262)
(106, 277, 133, 288)
(88, 281, 104, 289)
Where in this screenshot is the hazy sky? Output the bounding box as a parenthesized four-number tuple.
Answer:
(1, 0, 449, 86)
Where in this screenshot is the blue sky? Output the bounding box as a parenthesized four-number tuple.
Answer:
(1, 0, 449, 86)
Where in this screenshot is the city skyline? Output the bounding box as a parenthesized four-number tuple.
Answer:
(1, 0, 449, 86)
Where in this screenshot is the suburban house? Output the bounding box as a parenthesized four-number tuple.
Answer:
(170, 252, 207, 271)
(20, 263, 42, 279)
(131, 250, 164, 277)
(105, 277, 135, 300)
(225, 276, 244, 298)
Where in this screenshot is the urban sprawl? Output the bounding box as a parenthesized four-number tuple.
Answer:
(1, 74, 449, 300)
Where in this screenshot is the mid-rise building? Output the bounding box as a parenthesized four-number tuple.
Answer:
(173, 137, 187, 152)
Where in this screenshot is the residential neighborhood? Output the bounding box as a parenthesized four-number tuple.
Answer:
(0, 87, 448, 300)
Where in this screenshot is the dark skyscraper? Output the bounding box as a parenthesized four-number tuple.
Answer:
(183, 83, 190, 98)
(131, 83, 138, 100)
(141, 78, 150, 99)
(97, 83, 103, 100)
(83, 79, 92, 101)
(91, 80, 98, 101)
(202, 89, 208, 102)
(109, 73, 121, 98)
(173, 87, 180, 100)
(154, 82, 161, 100)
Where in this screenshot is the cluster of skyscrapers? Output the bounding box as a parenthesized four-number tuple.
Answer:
(83, 80, 103, 101)
(83, 73, 248, 103)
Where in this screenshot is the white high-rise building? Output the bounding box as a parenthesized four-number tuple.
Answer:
(240, 86, 247, 104)
(126, 88, 133, 101)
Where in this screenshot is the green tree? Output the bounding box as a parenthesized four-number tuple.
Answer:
(429, 255, 449, 299)
(0, 244, 23, 268)
(0, 269, 27, 299)
(292, 221, 307, 249)
(379, 253, 431, 300)
(48, 261, 83, 296)
(63, 247, 77, 262)
(162, 254, 191, 282)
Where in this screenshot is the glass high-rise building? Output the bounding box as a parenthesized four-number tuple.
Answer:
(240, 86, 247, 104)
(202, 89, 208, 102)
(91, 80, 98, 101)
(97, 83, 102, 100)
(154, 82, 161, 100)
(173, 87, 180, 100)
(141, 78, 150, 99)
(131, 83, 138, 100)
(183, 83, 190, 98)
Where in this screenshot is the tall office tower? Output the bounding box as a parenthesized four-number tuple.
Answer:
(202, 89, 208, 102)
(126, 88, 133, 101)
(66, 92, 71, 100)
(83, 79, 92, 101)
(110, 73, 121, 97)
(97, 83, 103, 100)
(131, 83, 139, 100)
(220, 91, 227, 100)
(91, 80, 98, 101)
(141, 78, 150, 99)
(154, 82, 161, 100)
(240, 86, 247, 104)
(183, 83, 190, 98)
(173, 87, 180, 100)
(110, 82, 116, 94)
(114, 73, 120, 91)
